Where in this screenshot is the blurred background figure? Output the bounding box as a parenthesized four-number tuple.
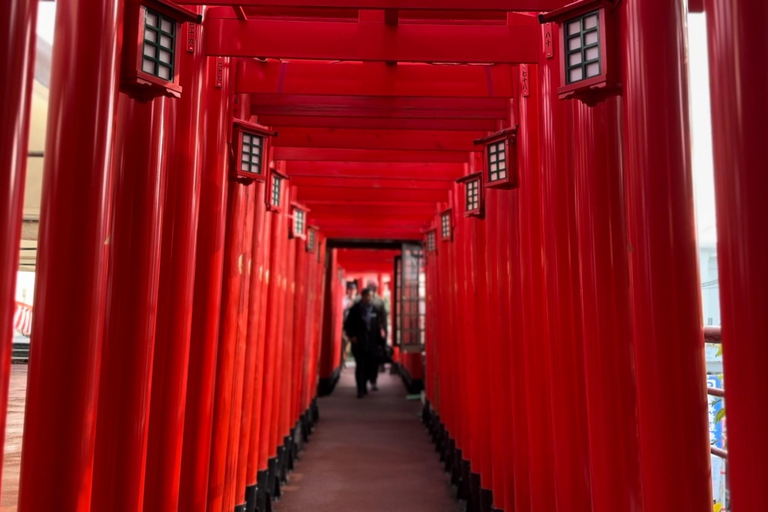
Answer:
(341, 281, 358, 368)
(343, 288, 386, 398)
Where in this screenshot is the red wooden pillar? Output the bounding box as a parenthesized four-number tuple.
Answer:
(223, 186, 256, 511)
(143, 16, 206, 512)
(518, 64, 558, 512)
(572, 97, 644, 512)
(245, 197, 273, 510)
(620, 1, 711, 510)
(704, 1, 768, 508)
(0, 0, 37, 494)
(16, 0, 123, 508)
(506, 65, 535, 512)
(207, 181, 252, 512)
(179, 56, 233, 512)
(484, 188, 508, 512)
(92, 94, 168, 512)
(237, 179, 269, 511)
(538, 29, 592, 512)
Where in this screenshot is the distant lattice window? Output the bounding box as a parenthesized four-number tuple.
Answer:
(307, 229, 315, 252)
(487, 141, 507, 183)
(440, 211, 451, 241)
(466, 178, 480, 212)
(142, 8, 175, 82)
(271, 175, 281, 207)
(426, 231, 436, 252)
(294, 207, 306, 236)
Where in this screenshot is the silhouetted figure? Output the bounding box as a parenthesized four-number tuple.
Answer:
(343, 288, 386, 398)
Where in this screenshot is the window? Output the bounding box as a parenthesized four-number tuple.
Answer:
(240, 132, 263, 175)
(271, 175, 281, 208)
(307, 228, 315, 252)
(440, 211, 452, 241)
(475, 129, 516, 190)
(457, 172, 484, 217)
(565, 11, 601, 84)
(466, 178, 480, 211)
(426, 231, 436, 253)
(142, 8, 175, 82)
(293, 207, 306, 236)
(487, 141, 507, 183)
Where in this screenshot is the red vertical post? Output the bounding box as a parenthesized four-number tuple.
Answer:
(620, 1, 712, 510)
(256, 203, 286, 508)
(207, 181, 250, 512)
(572, 97, 644, 512)
(518, 63, 558, 512)
(484, 188, 508, 512)
(223, 186, 256, 511)
(179, 56, 233, 512)
(538, 28, 592, 512)
(245, 199, 273, 511)
(17, 0, 123, 508)
(0, 0, 38, 494)
(704, 1, 768, 509)
(92, 94, 168, 512)
(143, 15, 206, 512)
(237, 180, 269, 511)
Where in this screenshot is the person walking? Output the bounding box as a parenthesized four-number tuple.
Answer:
(343, 287, 386, 398)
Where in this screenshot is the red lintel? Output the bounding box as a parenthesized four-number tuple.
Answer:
(188, 0, 569, 11)
(297, 186, 448, 202)
(205, 17, 539, 63)
(256, 115, 499, 132)
(273, 127, 482, 152)
(274, 147, 470, 163)
(290, 176, 453, 189)
(236, 60, 515, 98)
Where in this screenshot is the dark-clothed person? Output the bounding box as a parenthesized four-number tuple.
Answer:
(343, 288, 386, 398)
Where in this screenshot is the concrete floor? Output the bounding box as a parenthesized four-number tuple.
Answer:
(278, 369, 462, 512)
(0, 366, 460, 512)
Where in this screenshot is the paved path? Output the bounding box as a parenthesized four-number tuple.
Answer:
(277, 368, 461, 512)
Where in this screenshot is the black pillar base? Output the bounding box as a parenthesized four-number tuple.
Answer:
(256, 470, 270, 512)
(469, 472, 482, 512)
(245, 484, 258, 512)
(234, 503, 247, 512)
(283, 435, 294, 474)
(268, 456, 281, 501)
(480, 488, 494, 512)
(444, 437, 455, 474)
(460, 459, 471, 502)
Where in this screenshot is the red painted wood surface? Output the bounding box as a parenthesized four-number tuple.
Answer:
(705, 0, 768, 508)
(142, 15, 206, 512)
(0, 0, 37, 499)
(17, 0, 123, 508)
(92, 94, 168, 512)
(179, 56, 233, 512)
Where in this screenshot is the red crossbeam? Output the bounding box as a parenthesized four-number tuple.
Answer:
(257, 115, 499, 131)
(236, 61, 515, 98)
(188, 0, 567, 11)
(273, 127, 482, 152)
(205, 16, 539, 63)
(275, 148, 470, 163)
(285, 161, 464, 180)
(297, 186, 448, 202)
(290, 176, 452, 189)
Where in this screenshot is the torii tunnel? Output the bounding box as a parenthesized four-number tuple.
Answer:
(0, 0, 765, 511)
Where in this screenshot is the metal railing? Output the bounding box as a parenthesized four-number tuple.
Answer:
(705, 326, 726, 459)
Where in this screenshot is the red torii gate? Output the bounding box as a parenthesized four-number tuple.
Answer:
(0, 1, 765, 512)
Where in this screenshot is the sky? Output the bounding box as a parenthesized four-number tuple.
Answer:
(34, 5, 718, 247)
